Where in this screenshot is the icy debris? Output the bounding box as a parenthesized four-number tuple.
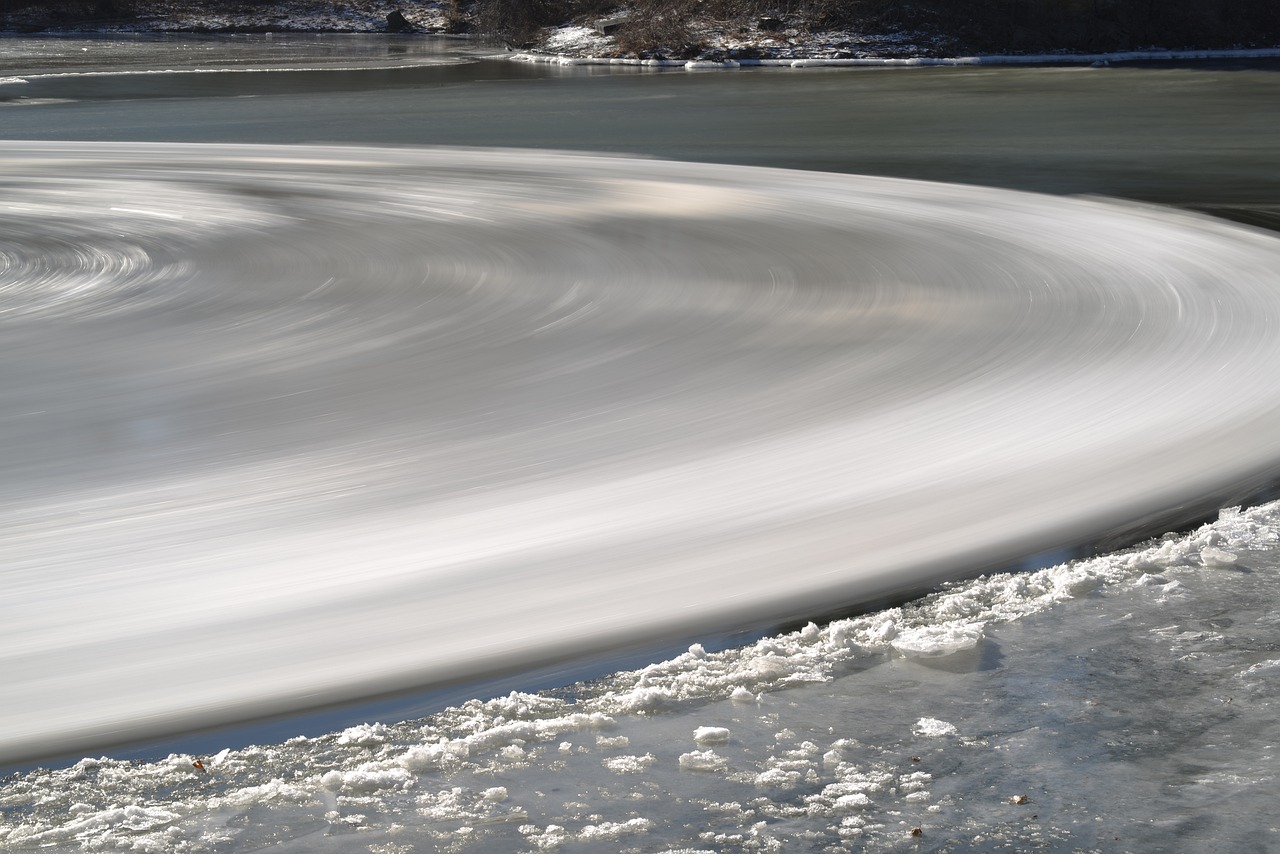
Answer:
(417, 787, 475, 820)
(207, 778, 313, 808)
(399, 708, 614, 771)
(866, 619, 898, 643)
(603, 754, 656, 774)
(730, 686, 757, 702)
(899, 771, 933, 801)
(801, 763, 919, 823)
(694, 726, 731, 745)
(1200, 546, 1239, 568)
(320, 765, 415, 793)
(679, 750, 729, 772)
(1134, 573, 1169, 586)
(754, 741, 818, 789)
(835, 792, 872, 809)
(912, 718, 958, 737)
(399, 740, 470, 772)
(579, 817, 654, 840)
(754, 766, 806, 788)
(596, 735, 630, 748)
(63, 804, 180, 834)
(612, 685, 678, 712)
(891, 622, 983, 657)
(899, 771, 932, 792)
(336, 722, 394, 747)
(326, 809, 367, 827)
(1239, 659, 1280, 678)
(523, 823, 568, 850)
(499, 743, 527, 762)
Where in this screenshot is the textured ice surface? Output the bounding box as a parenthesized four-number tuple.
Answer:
(3, 502, 1279, 852)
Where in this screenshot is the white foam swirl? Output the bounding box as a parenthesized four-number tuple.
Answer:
(2, 142, 1280, 764)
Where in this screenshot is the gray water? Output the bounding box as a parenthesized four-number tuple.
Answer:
(0, 32, 480, 76)
(3, 38, 1280, 213)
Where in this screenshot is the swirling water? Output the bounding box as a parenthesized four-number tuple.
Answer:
(2, 38, 1280, 853)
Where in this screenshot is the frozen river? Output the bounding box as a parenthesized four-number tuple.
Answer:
(2, 36, 1280, 852)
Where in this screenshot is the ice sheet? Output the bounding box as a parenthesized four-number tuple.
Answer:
(3, 143, 1280, 766)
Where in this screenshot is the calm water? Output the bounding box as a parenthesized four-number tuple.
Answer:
(2, 37, 1279, 214)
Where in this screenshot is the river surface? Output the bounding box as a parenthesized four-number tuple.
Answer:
(2, 36, 1280, 853)
(3, 36, 1280, 212)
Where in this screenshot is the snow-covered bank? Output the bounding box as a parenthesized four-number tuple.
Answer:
(511, 44, 1280, 69)
(6, 1, 1277, 68)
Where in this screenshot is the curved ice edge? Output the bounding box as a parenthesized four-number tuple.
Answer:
(4, 460, 1280, 776)
(2, 60, 472, 82)
(7, 470, 1279, 776)
(508, 45, 1280, 69)
(4, 497, 1277, 850)
(6, 497, 1278, 789)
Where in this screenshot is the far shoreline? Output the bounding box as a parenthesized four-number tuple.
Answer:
(4, 0, 1279, 68)
(509, 45, 1280, 69)
(3, 29, 1279, 75)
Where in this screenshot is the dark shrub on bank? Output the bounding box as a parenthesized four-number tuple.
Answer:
(472, 0, 1278, 54)
(2, 0, 1274, 51)
(896, 0, 1280, 53)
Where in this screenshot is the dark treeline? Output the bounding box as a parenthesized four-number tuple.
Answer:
(3, 0, 1278, 55)
(488, 0, 1278, 55)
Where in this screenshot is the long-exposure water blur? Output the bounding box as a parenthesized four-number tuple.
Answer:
(2, 35, 1280, 853)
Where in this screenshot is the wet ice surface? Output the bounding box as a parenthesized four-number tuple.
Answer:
(3, 502, 1278, 852)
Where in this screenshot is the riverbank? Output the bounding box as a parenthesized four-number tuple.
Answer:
(5, 0, 1278, 64)
(0, 0, 949, 62)
(0, 0, 460, 34)
(511, 45, 1280, 69)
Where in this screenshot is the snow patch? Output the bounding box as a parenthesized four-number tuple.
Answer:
(912, 718, 959, 737)
(892, 622, 984, 657)
(679, 750, 729, 772)
(603, 753, 657, 774)
(694, 726, 731, 745)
